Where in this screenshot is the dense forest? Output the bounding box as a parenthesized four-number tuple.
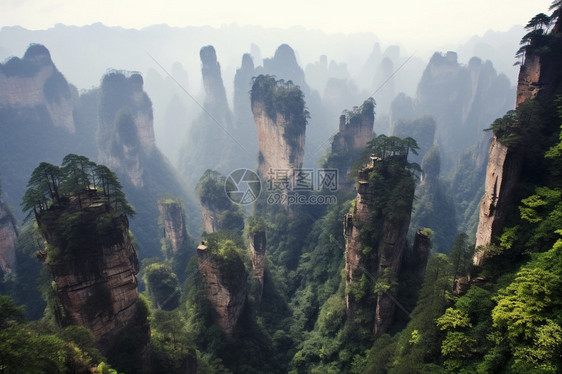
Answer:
(1, 2, 562, 373)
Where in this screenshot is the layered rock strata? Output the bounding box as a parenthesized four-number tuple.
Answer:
(158, 199, 188, 255)
(37, 206, 149, 358)
(251, 75, 307, 196)
(197, 243, 248, 338)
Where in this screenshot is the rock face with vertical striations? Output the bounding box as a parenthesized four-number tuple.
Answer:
(0, 195, 17, 274)
(343, 167, 375, 316)
(0, 43, 75, 133)
(474, 136, 521, 262)
(197, 243, 248, 338)
(327, 98, 375, 188)
(474, 16, 562, 265)
(343, 142, 416, 336)
(412, 229, 431, 278)
(36, 200, 149, 366)
(98, 72, 155, 188)
(248, 229, 266, 303)
(250, 75, 307, 189)
(158, 198, 188, 256)
(178, 45, 237, 186)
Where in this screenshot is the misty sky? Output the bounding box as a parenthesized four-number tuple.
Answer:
(0, 0, 554, 48)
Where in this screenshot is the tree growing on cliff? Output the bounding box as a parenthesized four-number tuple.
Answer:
(21, 155, 135, 218)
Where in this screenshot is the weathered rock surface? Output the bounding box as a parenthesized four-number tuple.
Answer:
(344, 158, 415, 336)
(474, 16, 562, 264)
(0, 198, 17, 274)
(197, 244, 248, 338)
(412, 230, 431, 278)
(37, 207, 149, 359)
(474, 136, 521, 264)
(0, 44, 75, 133)
(158, 199, 188, 255)
(329, 98, 375, 183)
(248, 229, 266, 303)
(253, 101, 305, 178)
(98, 72, 155, 188)
(251, 76, 307, 196)
(343, 168, 375, 314)
(178, 45, 236, 186)
(200, 203, 219, 234)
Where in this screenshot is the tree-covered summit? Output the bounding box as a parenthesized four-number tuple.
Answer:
(21, 154, 135, 219)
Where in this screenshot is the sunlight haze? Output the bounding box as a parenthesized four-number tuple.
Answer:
(0, 0, 554, 48)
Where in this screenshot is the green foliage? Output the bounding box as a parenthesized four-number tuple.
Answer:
(0, 295, 25, 327)
(197, 170, 244, 233)
(143, 263, 181, 311)
(246, 215, 267, 235)
(22, 155, 135, 218)
(250, 75, 308, 151)
(492, 267, 561, 344)
(486, 100, 545, 150)
(436, 308, 472, 330)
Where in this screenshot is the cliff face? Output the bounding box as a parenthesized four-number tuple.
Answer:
(98, 72, 155, 188)
(197, 244, 248, 338)
(343, 172, 374, 315)
(0, 198, 17, 274)
(158, 199, 188, 255)
(233, 53, 259, 165)
(474, 17, 562, 262)
(332, 98, 374, 154)
(201, 204, 219, 234)
(248, 230, 266, 303)
(474, 136, 521, 261)
(251, 75, 307, 187)
(411, 230, 431, 278)
(343, 158, 415, 335)
(178, 45, 237, 186)
(37, 206, 149, 359)
(253, 101, 306, 177)
(0, 44, 75, 133)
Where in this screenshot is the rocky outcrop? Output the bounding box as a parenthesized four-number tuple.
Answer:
(201, 204, 219, 234)
(197, 170, 244, 234)
(248, 229, 266, 303)
(474, 16, 562, 264)
(98, 72, 155, 188)
(251, 75, 307, 189)
(158, 198, 188, 255)
(344, 153, 415, 336)
(412, 230, 431, 278)
(259, 44, 309, 95)
(0, 198, 17, 274)
(474, 136, 521, 263)
(197, 243, 248, 338)
(0, 44, 75, 133)
(233, 53, 259, 165)
(343, 167, 375, 315)
(332, 98, 375, 154)
(178, 46, 237, 186)
(37, 205, 149, 361)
